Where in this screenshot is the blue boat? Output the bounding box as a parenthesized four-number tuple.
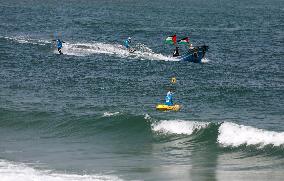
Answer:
(175, 45, 209, 63)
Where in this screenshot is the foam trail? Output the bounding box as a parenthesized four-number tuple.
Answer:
(218, 122, 284, 147)
(3, 36, 177, 61)
(0, 160, 123, 181)
(201, 57, 210, 63)
(3, 36, 49, 45)
(61, 42, 175, 61)
(152, 120, 209, 135)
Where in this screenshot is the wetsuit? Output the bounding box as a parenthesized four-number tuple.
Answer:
(124, 39, 130, 49)
(165, 91, 174, 106)
(56, 39, 63, 54)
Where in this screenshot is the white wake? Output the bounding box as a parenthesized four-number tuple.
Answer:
(3, 36, 176, 61)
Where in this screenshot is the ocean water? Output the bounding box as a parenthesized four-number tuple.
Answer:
(0, 0, 283, 180)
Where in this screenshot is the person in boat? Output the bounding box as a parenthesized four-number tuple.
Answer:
(124, 37, 135, 52)
(165, 90, 174, 106)
(52, 39, 65, 54)
(201, 45, 208, 58)
(202, 45, 206, 58)
(193, 47, 198, 58)
(173, 46, 180, 57)
(188, 44, 194, 53)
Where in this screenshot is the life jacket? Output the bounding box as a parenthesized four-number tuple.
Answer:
(57, 39, 63, 49)
(124, 40, 130, 48)
(165, 92, 173, 106)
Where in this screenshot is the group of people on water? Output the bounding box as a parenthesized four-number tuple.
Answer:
(125, 37, 176, 106)
(172, 43, 195, 57)
(54, 37, 134, 55)
(51, 35, 208, 107)
(51, 36, 182, 107)
(51, 38, 176, 107)
(51, 36, 196, 106)
(53, 36, 204, 60)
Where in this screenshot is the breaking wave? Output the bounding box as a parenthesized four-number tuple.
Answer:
(151, 120, 209, 135)
(218, 122, 284, 147)
(1, 108, 282, 152)
(0, 160, 123, 181)
(150, 119, 284, 149)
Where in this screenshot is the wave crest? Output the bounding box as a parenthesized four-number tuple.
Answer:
(152, 120, 209, 135)
(218, 122, 284, 147)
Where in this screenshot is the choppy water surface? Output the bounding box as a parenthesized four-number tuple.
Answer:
(0, 0, 283, 180)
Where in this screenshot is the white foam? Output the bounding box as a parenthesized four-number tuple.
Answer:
(3, 36, 203, 62)
(152, 120, 209, 135)
(144, 114, 151, 120)
(61, 42, 174, 61)
(201, 57, 210, 63)
(3, 36, 176, 61)
(102, 112, 120, 117)
(218, 122, 284, 147)
(4, 36, 49, 45)
(0, 160, 123, 181)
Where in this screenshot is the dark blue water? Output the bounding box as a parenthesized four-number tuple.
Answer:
(0, 0, 283, 180)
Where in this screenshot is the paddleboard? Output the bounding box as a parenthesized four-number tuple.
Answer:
(156, 104, 181, 111)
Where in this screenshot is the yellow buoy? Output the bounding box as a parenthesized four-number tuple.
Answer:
(171, 77, 176, 84)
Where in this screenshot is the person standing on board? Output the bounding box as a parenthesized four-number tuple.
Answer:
(165, 90, 174, 106)
(123, 37, 135, 53)
(52, 39, 65, 54)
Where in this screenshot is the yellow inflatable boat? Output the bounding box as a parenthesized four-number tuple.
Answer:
(156, 104, 181, 111)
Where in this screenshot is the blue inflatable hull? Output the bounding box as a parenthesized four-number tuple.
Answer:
(175, 45, 208, 63)
(178, 51, 204, 63)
